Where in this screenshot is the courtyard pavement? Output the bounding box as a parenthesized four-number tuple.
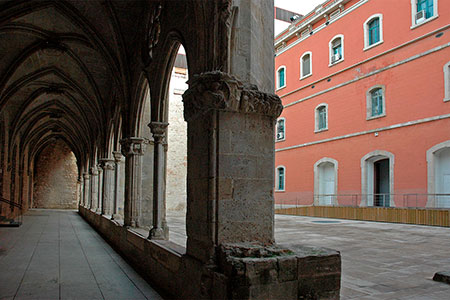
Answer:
(0, 209, 163, 300)
(166, 213, 450, 300)
(1, 209, 449, 299)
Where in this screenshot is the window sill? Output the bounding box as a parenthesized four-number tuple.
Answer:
(363, 40, 384, 51)
(315, 128, 328, 133)
(328, 59, 344, 67)
(410, 14, 438, 29)
(275, 189, 285, 193)
(276, 138, 286, 142)
(444, 97, 450, 102)
(300, 73, 312, 80)
(276, 85, 286, 91)
(366, 113, 386, 120)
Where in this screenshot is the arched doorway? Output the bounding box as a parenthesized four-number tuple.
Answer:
(361, 150, 394, 207)
(427, 141, 450, 208)
(314, 158, 338, 206)
(33, 139, 78, 209)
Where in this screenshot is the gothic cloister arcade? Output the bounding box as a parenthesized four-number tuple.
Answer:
(0, 1, 341, 299)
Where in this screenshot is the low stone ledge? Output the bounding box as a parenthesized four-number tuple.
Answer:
(433, 271, 450, 285)
(217, 243, 341, 300)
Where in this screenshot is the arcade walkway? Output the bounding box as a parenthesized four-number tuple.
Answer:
(0, 210, 163, 300)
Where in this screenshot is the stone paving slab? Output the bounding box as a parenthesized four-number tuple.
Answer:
(0, 209, 163, 300)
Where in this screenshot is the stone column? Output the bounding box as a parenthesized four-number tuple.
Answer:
(96, 166, 103, 213)
(120, 137, 145, 227)
(83, 173, 90, 208)
(112, 151, 123, 220)
(90, 167, 98, 211)
(148, 122, 169, 240)
(100, 158, 115, 216)
(182, 71, 283, 262)
(76, 177, 82, 206)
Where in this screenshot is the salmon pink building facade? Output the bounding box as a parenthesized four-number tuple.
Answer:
(274, 0, 450, 208)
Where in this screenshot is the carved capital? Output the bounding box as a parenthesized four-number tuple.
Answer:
(90, 167, 99, 176)
(112, 151, 123, 163)
(182, 71, 283, 121)
(83, 172, 90, 180)
(120, 137, 146, 157)
(99, 158, 115, 171)
(149, 122, 169, 144)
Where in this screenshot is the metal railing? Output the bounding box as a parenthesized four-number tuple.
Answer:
(0, 196, 23, 225)
(276, 193, 450, 210)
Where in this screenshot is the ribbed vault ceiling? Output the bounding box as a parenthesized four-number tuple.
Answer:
(0, 0, 147, 169)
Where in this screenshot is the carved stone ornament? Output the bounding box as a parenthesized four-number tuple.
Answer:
(182, 71, 283, 122)
(120, 137, 146, 157)
(99, 158, 115, 170)
(83, 172, 90, 180)
(90, 167, 99, 176)
(149, 122, 168, 144)
(112, 151, 123, 163)
(147, 2, 162, 63)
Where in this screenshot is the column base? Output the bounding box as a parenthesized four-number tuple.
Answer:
(111, 214, 122, 220)
(212, 243, 341, 300)
(148, 227, 165, 240)
(95, 208, 102, 214)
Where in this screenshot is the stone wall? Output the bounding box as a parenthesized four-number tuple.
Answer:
(33, 139, 78, 209)
(166, 69, 188, 212)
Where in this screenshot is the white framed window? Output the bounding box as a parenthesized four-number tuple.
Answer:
(276, 118, 286, 141)
(366, 85, 386, 120)
(329, 34, 344, 66)
(315, 103, 328, 132)
(276, 166, 286, 191)
(363, 14, 383, 50)
(300, 51, 312, 79)
(410, 0, 438, 28)
(444, 61, 450, 102)
(276, 66, 286, 90)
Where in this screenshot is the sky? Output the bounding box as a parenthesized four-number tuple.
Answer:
(274, 0, 326, 36)
(274, 0, 326, 15)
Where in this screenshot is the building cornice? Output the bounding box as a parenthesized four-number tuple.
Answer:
(275, 0, 367, 55)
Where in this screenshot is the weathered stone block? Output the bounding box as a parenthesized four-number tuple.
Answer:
(433, 271, 450, 285)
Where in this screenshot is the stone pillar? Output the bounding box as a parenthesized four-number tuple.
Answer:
(120, 137, 145, 227)
(112, 151, 123, 220)
(83, 173, 90, 208)
(181, 72, 341, 300)
(89, 167, 98, 211)
(100, 158, 115, 216)
(76, 177, 82, 206)
(96, 166, 103, 213)
(148, 122, 169, 239)
(182, 72, 283, 262)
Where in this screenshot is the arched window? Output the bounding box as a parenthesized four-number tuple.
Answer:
(444, 61, 450, 102)
(276, 166, 285, 191)
(300, 52, 312, 79)
(276, 118, 285, 141)
(315, 103, 328, 132)
(411, 0, 438, 27)
(277, 66, 286, 89)
(329, 35, 344, 65)
(366, 85, 386, 119)
(364, 14, 383, 50)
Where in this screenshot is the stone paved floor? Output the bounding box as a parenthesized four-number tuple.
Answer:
(166, 213, 450, 300)
(0, 209, 163, 300)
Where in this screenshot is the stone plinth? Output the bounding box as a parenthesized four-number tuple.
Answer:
(215, 243, 341, 300)
(433, 271, 450, 285)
